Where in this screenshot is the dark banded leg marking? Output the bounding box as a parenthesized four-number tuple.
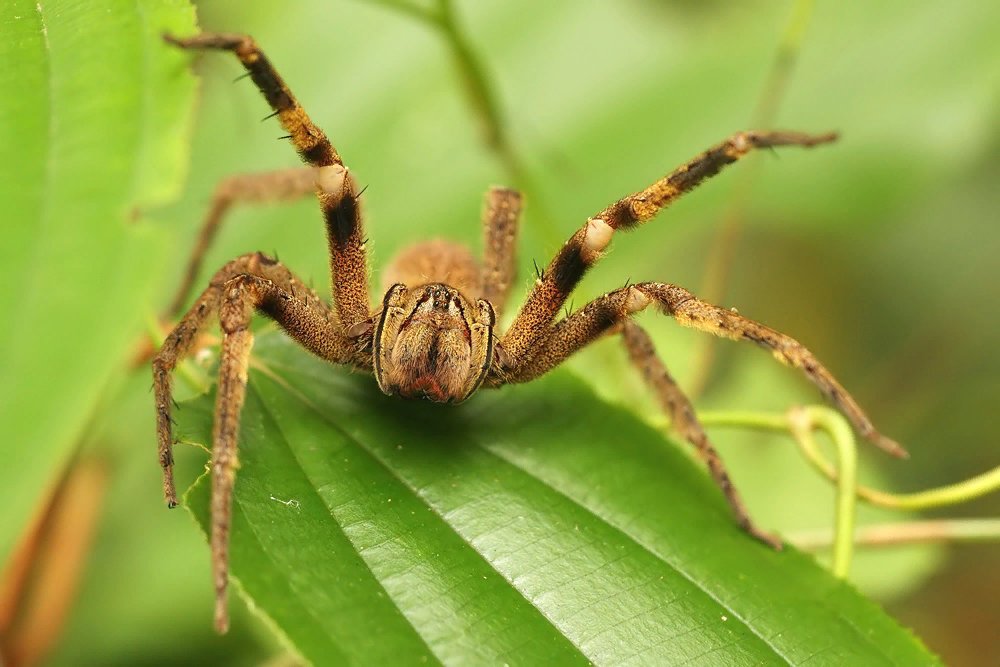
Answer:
(504, 281, 906, 459)
(497, 130, 836, 374)
(165, 32, 373, 331)
(164, 33, 340, 166)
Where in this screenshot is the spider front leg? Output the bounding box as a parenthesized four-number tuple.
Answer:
(497, 130, 837, 369)
(165, 32, 371, 330)
(153, 253, 361, 632)
(506, 282, 906, 457)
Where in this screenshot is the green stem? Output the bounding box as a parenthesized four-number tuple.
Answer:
(790, 518, 1000, 551)
(700, 405, 1000, 575)
(359, 0, 558, 244)
(788, 407, 857, 578)
(855, 464, 1000, 511)
(687, 0, 816, 398)
(751, 0, 815, 125)
(433, 0, 557, 243)
(700, 408, 1000, 510)
(698, 409, 789, 432)
(358, 0, 437, 24)
(704, 407, 1000, 511)
(700, 406, 858, 576)
(436, 0, 519, 174)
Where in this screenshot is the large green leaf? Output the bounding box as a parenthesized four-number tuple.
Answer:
(25, 0, 995, 663)
(0, 0, 196, 561)
(179, 332, 937, 665)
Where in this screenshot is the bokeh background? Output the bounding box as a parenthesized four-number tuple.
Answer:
(3, 1, 997, 665)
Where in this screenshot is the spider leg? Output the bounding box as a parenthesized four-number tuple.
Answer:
(497, 130, 837, 371)
(165, 33, 371, 330)
(501, 282, 906, 458)
(479, 187, 523, 316)
(621, 321, 780, 548)
(166, 167, 317, 317)
(210, 297, 252, 635)
(153, 254, 363, 633)
(154, 252, 358, 506)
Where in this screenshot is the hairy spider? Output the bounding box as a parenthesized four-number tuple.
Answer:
(155, 32, 907, 633)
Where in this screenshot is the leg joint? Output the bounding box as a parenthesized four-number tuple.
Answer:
(581, 218, 614, 262)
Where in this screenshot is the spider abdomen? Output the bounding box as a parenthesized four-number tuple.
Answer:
(381, 239, 481, 301)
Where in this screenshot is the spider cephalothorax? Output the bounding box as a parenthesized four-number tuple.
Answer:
(374, 280, 495, 403)
(155, 32, 907, 633)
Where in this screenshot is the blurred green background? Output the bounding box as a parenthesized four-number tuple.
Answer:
(2, 0, 997, 665)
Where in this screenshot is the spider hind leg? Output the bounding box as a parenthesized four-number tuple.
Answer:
(621, 321, 781, 548)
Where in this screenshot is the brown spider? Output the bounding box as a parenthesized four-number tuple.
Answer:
(155, 32, 907, 633)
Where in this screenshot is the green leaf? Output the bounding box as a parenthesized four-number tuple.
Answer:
(180, 332, 938, 665)
(0, 0, 197, 561)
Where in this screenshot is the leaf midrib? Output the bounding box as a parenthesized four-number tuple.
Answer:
(262, 356, 786, 664)
(238, 386, 435, 665)
(250, 368, 588, 666)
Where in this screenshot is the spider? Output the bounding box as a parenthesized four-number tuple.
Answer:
(155, 32, 907, 633)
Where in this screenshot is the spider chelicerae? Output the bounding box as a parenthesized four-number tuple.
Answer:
(154, 32, 907, 633)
